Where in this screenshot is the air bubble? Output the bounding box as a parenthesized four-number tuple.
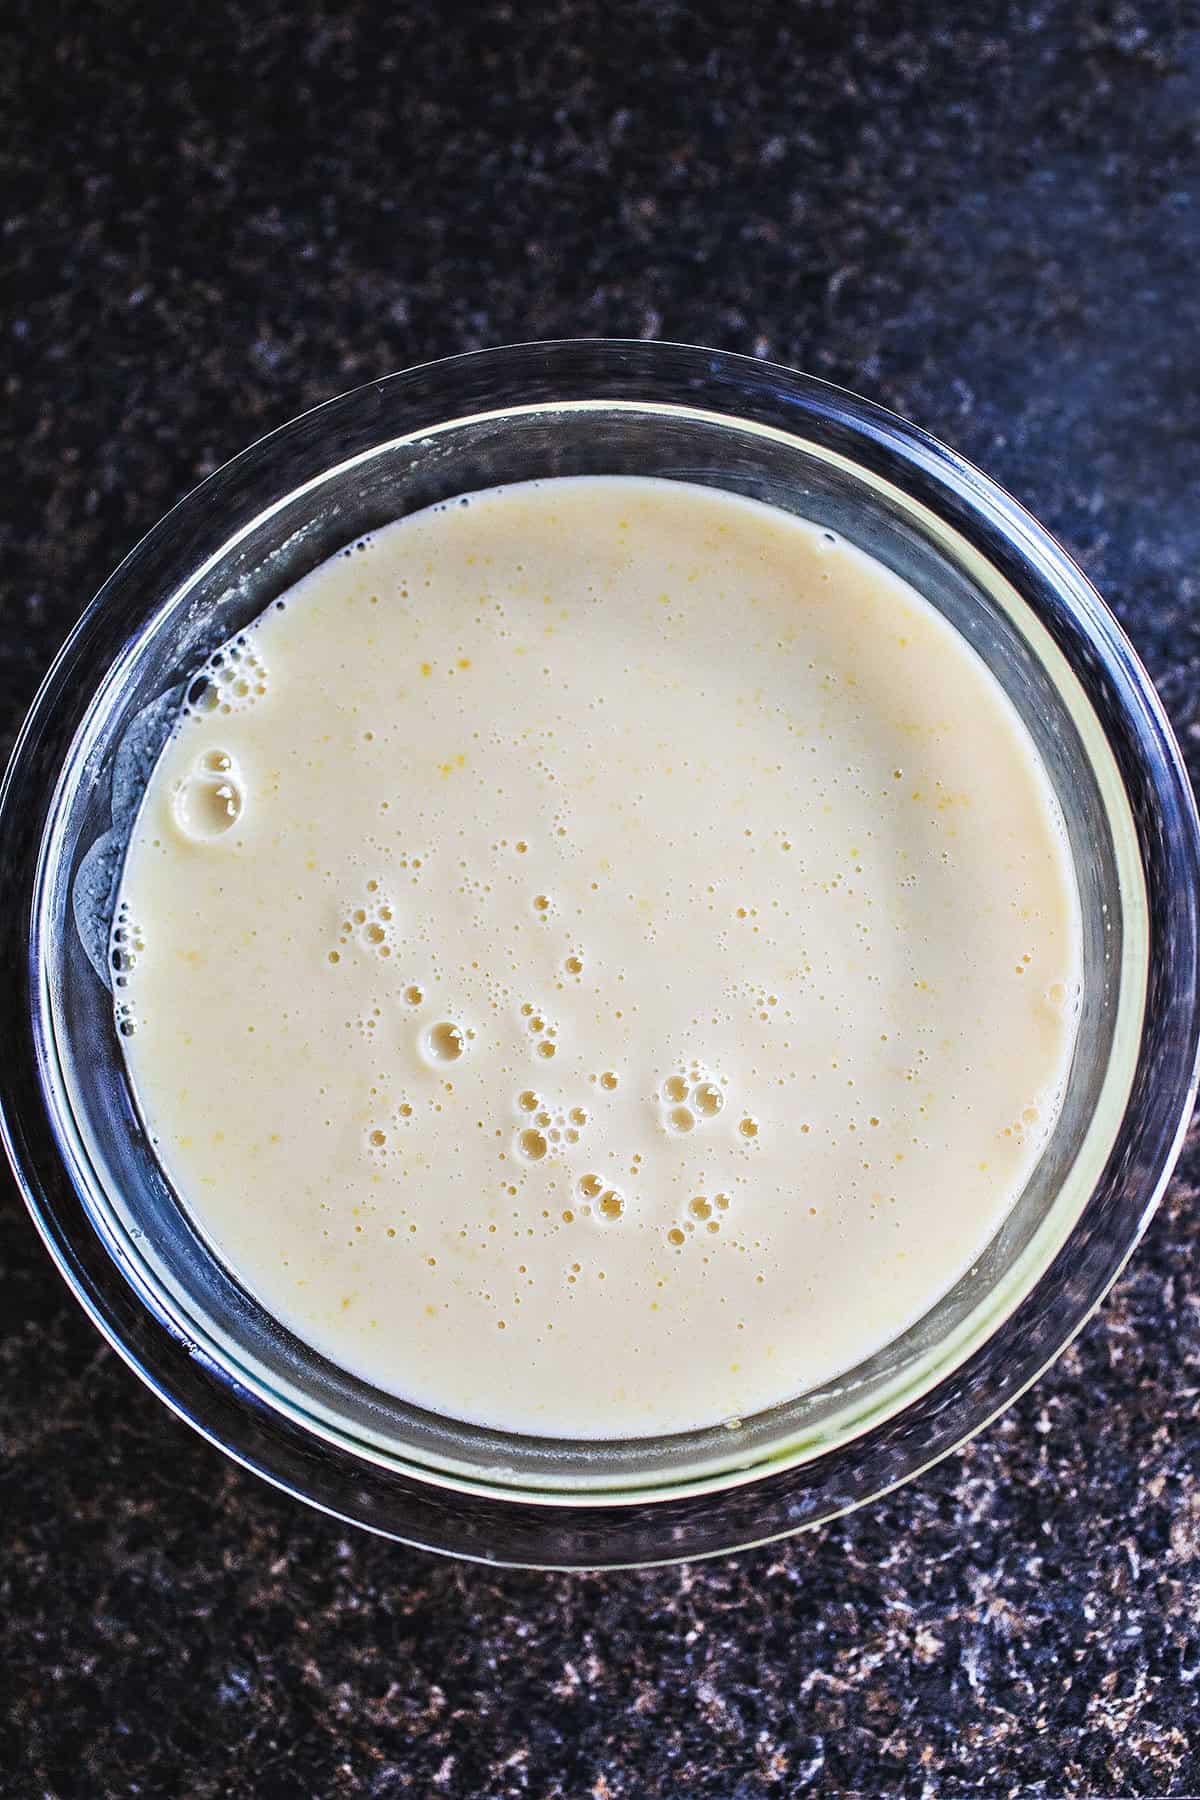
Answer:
(537, 1040, 556, 1060)
(598, 1189, 625, 1221)
(518, 1129, 548, 1161)
(599, 1070, 618, 1091)
(689, 1196, 712, 1221)
(425, 1021, 465, 1062)
(404, 985, 424, 1006)
(663, 1074, 688, 1103)
(518, 1090, 539, 1113)
(668, 1106, 695, 1133)
(739, 1116, 759, 1139)
(569, 1106, 588, 1127)
(667, 1227, 686, 1247)
(579, 1173, 603, 1198)
(172, 755, 246, 842)
(565, 954, 584, 976)
(694, 1081, 723, 1117)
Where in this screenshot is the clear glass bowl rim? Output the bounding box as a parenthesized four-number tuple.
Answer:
(2, 338, 1198, 1569)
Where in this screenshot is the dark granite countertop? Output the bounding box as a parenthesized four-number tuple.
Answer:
(3, 2, 1200, 1793)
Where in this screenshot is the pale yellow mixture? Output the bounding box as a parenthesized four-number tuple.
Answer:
(113, 476, 1081, 1436)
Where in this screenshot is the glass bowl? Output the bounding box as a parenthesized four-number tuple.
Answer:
(3, 341, 1197, 1569)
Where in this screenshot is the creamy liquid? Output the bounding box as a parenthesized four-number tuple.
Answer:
(114, 477, 1081, 1438)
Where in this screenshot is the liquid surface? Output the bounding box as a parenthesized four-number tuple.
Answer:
(114, 477, 1081, 1438)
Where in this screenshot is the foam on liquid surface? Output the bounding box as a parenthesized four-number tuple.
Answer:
(114, 477, 1081, 1437)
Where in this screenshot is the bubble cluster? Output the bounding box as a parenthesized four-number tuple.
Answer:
(171, 749, 246, 844)
(109, 902, 142, 1035)
(562, 1171, 626, 1225)
(518, 1000, 561, 1062)
(186, 637, 270, 716)
(110, 905, 145, 990)
(330, 884, 398, 965)
(666, 1190, 731, 1249)
(997, 1095, 1054, 1152)
(658, 1069, 730, 1138)
(507, 1086, 593, 1163)
(348, 1004, 383, 1040)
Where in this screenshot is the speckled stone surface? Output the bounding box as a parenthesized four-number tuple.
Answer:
(3, 2, 1200, 1794)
